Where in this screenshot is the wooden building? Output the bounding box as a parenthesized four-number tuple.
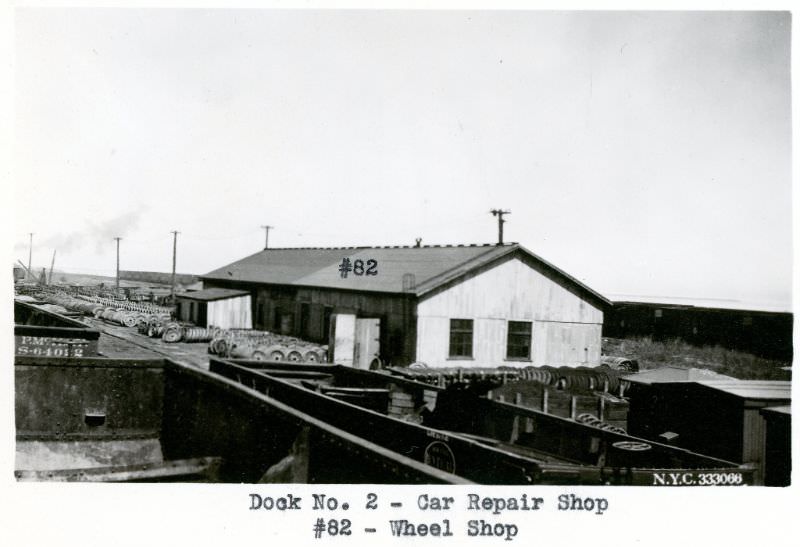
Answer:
(625, 376, 791, 485)
(200, 243, 609, 368)
(175, 288, 252, 330)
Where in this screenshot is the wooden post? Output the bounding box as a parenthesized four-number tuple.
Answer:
(599, 395, 606, 422)
(510, 416, 520, 444)
(570, 396, 577, 420)
(515, 392, 522, 406)
(619, 382, 626, 398)
(603, 378, 609, 393)
(487, 390, 493, 400)
(542, 389, 549, 414)
(498, 394, 505, 403)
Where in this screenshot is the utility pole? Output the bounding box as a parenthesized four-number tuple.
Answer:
(27, 233, 34, 279)
(490, 209, 511, 245)
(48, 249, 56, 285)
(261, 225, 273, 250)
(170, 230, 179, 303)
(113, 237, 122, 290)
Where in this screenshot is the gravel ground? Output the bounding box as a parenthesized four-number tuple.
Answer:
(87, 317, 212, 369)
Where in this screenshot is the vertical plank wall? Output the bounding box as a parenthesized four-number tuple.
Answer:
(207, 295, 253, 330)
(415, 257, 603, 368)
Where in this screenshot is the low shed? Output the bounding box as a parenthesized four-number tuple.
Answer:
(175, 288, 252, 330)
(626, 378, 791, 485)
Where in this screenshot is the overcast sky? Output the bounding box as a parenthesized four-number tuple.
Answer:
(12, 10, 792, 309)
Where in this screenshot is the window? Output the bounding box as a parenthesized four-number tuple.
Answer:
(506, 321, 532, 360)
(449, 319, 473, 358)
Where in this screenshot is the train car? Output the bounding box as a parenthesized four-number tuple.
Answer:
(15, 299, 101, 357)
(15, 354, 468, 484)
(210, 358, 757, 486)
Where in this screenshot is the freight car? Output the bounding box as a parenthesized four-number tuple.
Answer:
(15, 299, 100, 357)
(210, 358, 757, 485)
(14, 354, 468, 484)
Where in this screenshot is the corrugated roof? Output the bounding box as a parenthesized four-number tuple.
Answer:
(625, 367, 738, 385)
(201, 243, 610, 304)
(695, 380, 792, 400)
(176, 288, 250, 302)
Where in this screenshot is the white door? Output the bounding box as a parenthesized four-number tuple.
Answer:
(331, 313, 356, 367)
(354, 318, 381, 370)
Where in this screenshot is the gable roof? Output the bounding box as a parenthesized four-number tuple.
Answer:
(201, 243, 610, 306)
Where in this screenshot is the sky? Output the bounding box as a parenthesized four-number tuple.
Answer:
(11, 10, 793, 309)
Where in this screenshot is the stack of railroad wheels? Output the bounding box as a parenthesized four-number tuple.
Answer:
(162, 322, 183, 343)
(204, 329, 329, 363)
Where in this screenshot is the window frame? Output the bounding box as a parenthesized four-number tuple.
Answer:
(448, 318, 474, 359)
(506, 320, 532, 361)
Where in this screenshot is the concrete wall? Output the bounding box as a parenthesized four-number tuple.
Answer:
(415, 257, 603, 368)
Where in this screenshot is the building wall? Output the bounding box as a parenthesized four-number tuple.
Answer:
(203, 280, 417, 366)
(415, 257, 603, 368)
(175, 295, 252, 329)
(208, 295, 252, 330)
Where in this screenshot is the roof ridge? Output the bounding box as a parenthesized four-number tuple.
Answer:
(256, 243, 515, 251)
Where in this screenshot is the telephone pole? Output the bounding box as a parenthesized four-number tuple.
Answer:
(490, 209, 511, 245)
(170, 230, 179, 303)
(113, 237, 122, 290)
(261, 225, 273, 250)
(27, 233, 34, 279)
(48, 249, 56, 285)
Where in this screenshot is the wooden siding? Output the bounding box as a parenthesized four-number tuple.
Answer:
(203, 281, 417, 366)
(416, 257, 603, 368)
(207, 295, 252, 330)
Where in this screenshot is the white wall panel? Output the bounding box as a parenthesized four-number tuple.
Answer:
(416, 257, 603, 367)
